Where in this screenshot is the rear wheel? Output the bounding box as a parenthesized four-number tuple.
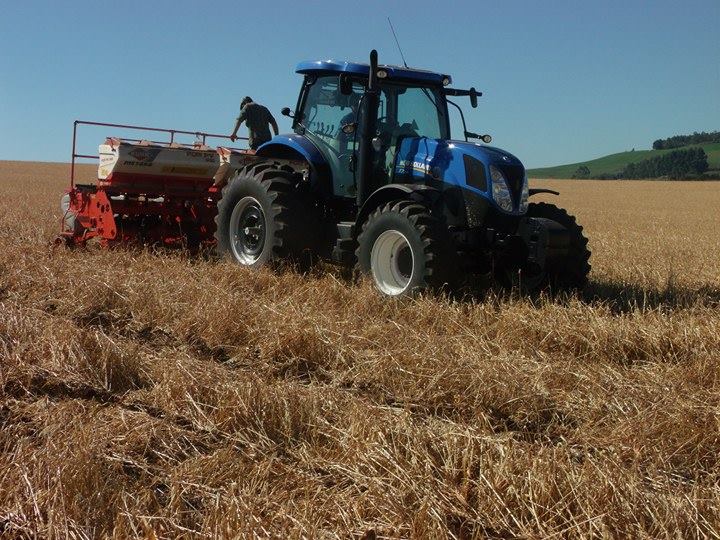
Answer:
(356, 200, 455, 296)
(215, 163, 315, 268)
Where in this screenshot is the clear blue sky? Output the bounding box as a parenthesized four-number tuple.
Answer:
(1, 0, 718, 168)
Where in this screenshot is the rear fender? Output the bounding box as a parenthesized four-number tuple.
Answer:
(529, 188, 559, 197)
(257, 135, 331, 192)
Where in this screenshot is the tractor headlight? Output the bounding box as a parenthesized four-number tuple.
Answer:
(490, 165, 514, 212)
(519, 174, 529, 213)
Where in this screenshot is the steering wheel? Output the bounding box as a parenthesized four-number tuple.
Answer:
(393, 120, 419, 139)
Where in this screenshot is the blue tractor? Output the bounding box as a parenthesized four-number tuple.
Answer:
(214, 50, 591, 295)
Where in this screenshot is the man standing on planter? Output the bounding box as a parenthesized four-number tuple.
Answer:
(229, 96, 279, 151)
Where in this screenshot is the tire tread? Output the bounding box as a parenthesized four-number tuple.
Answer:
(356, 200, 455, 293)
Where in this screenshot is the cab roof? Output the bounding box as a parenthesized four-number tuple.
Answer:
(295, 60, 451, 86)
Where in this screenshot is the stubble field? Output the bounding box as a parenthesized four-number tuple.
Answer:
(0, 160, 719, 538)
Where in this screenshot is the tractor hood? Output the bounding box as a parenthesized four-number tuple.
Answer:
(468, 143, 523, 167)
(394, 137, 527, 214)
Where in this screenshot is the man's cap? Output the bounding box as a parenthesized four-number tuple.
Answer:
(241, 96, 253, 106)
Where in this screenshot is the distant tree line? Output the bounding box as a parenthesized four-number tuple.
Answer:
(572, 165, 590, 179)
(623, 148, 708, 179)
(572, 148, 710, 180)
(652, 131, 720, 150)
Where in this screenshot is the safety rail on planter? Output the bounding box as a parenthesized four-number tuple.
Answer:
(70, 120, 248, 187)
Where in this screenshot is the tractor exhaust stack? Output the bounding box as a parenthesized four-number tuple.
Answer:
(356, 49, 380, 208)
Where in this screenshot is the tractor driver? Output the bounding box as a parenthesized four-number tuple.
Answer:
(338, 93, 361, 149)
(229, 96, 279, 151)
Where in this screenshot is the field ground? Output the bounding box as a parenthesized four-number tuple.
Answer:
(1, 160, 719, 538)
(528, 142, 720, 179)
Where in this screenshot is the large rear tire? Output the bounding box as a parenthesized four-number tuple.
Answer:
(214, 163, 314, 268)
(356, 201, 455, 296)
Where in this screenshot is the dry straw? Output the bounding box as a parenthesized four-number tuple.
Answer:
(0, 162, 718, 538)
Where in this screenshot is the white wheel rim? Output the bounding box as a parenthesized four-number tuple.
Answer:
(229, 196, 266, 264)
(370, 230, 414, 295)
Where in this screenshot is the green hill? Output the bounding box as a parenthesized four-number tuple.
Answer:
(529, 142, 720, 179)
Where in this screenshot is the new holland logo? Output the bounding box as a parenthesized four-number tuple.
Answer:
(396, 160, 431, 174)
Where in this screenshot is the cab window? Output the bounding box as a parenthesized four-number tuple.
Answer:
(299, 76, 364, 142)
(395, 86, 448, 140)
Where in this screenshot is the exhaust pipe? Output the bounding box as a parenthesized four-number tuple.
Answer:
(368, 49, 378, 92)
(356, 49, 380, 208)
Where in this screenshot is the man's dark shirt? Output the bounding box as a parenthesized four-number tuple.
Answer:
(238, 102, 275, 149)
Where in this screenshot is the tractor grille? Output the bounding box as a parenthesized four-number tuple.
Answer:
(463, 155, 487, 191)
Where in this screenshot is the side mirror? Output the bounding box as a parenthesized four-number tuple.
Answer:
(339, 73, 353, 96)
(481, 134, 492, 144)
(469, 87, 478, 109)
(281, 107, 294, 118)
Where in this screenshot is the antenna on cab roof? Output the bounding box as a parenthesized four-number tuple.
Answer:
(387, 17, 408, 68)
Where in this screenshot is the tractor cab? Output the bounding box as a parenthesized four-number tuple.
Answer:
(284, 59, 455, 203)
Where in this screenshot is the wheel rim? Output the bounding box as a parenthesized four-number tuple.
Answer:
(370, 230, 414, 295)
(229, 196, 266, 264)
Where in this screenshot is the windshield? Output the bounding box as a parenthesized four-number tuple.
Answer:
(381, 83, 449, 140)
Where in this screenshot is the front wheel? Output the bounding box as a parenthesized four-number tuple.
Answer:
(356, 201, 455, 296)
(499, 202, 591, 292)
